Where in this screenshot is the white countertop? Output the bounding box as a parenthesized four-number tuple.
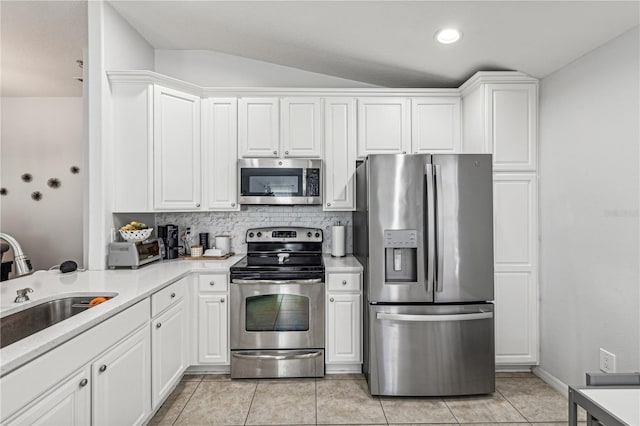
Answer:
(323, 254, 363, 272)
(0, 254, 362, 377)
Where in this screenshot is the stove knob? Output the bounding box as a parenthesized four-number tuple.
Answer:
(257, 232, 262, 238)
(307, 232, 312, 238)
(249, 232, 254, 238)
(315, 232, 320, 238)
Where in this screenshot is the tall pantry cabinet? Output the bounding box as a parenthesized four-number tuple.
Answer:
(461, 72, 539, 365)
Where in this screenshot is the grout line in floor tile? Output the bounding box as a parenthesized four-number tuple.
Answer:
(442, 398, 461, 425)
(171, 379, 202, 426)
(243, 380, 259, 426)
(496, 387, 531, 423)
(376, 394, 389, 425)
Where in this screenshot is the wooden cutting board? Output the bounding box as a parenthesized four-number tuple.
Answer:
(179, 252, 235, 261)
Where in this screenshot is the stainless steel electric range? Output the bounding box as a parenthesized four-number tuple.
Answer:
(229, 227, 325, 379)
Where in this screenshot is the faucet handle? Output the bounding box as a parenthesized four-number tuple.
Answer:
(15, 287, 34, 303)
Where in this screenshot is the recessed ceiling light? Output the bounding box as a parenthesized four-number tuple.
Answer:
(435, 28, 462, 44)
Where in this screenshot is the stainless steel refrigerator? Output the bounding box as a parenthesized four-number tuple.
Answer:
(354, 154, 495, 396)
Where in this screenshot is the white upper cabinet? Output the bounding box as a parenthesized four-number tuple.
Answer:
(324, 98, 356, 211)
(411, 97, 461, 153)
(238, 98, 280, 158)
(281, 98, 323, 158)
(357, 97, 410, 158)
(203, 98, 240, 211)
(487, 83, 537, 171)
(153, 85, 202, 210)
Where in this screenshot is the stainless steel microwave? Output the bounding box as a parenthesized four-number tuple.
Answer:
(238, 159, 322, 205)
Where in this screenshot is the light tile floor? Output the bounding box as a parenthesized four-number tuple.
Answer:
(148, 373, 587, 426)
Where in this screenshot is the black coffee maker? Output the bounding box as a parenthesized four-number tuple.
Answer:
(157, 225, 179, 259)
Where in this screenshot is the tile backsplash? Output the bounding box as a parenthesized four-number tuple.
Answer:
(156, 206, 352, 254)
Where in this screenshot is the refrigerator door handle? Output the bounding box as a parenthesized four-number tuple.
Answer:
(376, 312, 494, 322)
(425, 164, 435, 293)
(434, 164, 444, 292)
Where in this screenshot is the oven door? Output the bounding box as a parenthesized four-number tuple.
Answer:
(230, 280, 324, 350)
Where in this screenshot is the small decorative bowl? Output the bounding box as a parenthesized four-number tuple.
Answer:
(119, 228, 153, 242)
(190, 245, 204, 257)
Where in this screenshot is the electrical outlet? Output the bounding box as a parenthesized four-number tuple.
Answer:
(599, 348, 616, 373)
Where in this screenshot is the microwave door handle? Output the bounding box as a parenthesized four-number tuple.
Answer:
(302, 168, 307, 197)
(434, 164, 444, 293)
(425, 164, 435, 294)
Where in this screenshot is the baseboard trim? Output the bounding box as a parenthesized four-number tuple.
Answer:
(533, 366, 569, 397)
(496, 365, 534, 372)
(185, 365, 231, 374)
(325, 364, 362, 374)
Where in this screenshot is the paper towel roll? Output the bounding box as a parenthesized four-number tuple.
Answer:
(331, 225, 346, 257)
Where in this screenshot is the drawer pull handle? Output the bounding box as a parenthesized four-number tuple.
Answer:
(99, 365, 107, 373)
(210, 281, 215, 286)
(273, 150, 278, 155)
(342, 280, 347, 285)
(220, 298, 225, 303)
(330, 297, 334, 302)
(156, 322, 162, 329)
(79, 378, 88, 387)
(170, 292, 176, 298)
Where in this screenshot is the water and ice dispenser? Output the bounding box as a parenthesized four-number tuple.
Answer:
(383, 230, 418, 283)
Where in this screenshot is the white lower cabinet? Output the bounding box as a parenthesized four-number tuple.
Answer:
(92, 325, 151, 426)
(151, 300, 187, 409)
(197, 274, 229, 364)
(326, 272, 362, 366)
(6, 367, 91, 425)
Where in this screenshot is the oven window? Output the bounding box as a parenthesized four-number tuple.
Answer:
(245, 294, 309, 331)
(241, 168, 303, 197)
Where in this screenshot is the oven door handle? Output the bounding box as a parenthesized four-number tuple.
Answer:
(232, 278, 323, 284)
(232, 351, 323, 360)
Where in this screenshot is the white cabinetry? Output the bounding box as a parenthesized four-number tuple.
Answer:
(324, 98, 356, 211)
(197, 274, 229, 364)
(151, 278, 188, 409)
(493, 173, 538, 364)
(281, 98, 323, 158)
(153, 85, 202, 210)
(411, 97, 461, 153)
(239, 98, 280, 158)
(92, 326, 151, 426)
(203, 98, 240, 210)
(326, 272, 362, 369)
(357, 97, 410, 157)
(6, 368, 91, 425)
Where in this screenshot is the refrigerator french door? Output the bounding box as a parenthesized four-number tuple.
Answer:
(355, 153, 495, 396)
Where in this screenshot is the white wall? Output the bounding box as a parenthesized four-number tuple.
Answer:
(1, 98, 84, 272)
(538, 26, 639, 386)
(155, 49, 378, 87)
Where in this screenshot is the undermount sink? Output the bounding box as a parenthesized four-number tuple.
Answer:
(0, 295, 116, 349)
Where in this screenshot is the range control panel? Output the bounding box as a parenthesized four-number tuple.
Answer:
(246, 227, 323, 243)
(383, 229, 418, 248)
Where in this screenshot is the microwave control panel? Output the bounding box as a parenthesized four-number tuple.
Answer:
(306, 169, 320, 196)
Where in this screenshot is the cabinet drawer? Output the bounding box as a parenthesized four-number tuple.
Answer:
(328, 273, 361, 292)
(199, 274, 228, 293)
(152, 278, 186, 317)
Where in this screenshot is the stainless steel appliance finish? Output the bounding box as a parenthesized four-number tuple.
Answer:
(0, 294, 116, 348)
(230, 227, 325, 378)
(107, 238, 165, 269)
(355, 154, 495, 396)
(0, 233, 33, 277)
(238, 158, 322, 205)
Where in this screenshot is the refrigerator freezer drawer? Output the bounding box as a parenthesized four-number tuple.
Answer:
(367, 303, 495, 396)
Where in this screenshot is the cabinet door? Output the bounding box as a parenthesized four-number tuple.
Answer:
(281, 98, 323, 158)
(324, 98, 356, 211)
(198, 294, 229, 364)
(495, 272, 537, 364)
(357, 98, 410, 158)
(486, 83, 537, 171)
(153, 85, 201, 210)
(238, 98, 279, 158)
(326, 293, 361, 364)
(151, 300, 187, 409)
(203, 98, 240, 210)
(411, 97, 461, 153)
(493, 173, 538, 364)
(7, 367, 91, 426)
(92, 326, 151, 426)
